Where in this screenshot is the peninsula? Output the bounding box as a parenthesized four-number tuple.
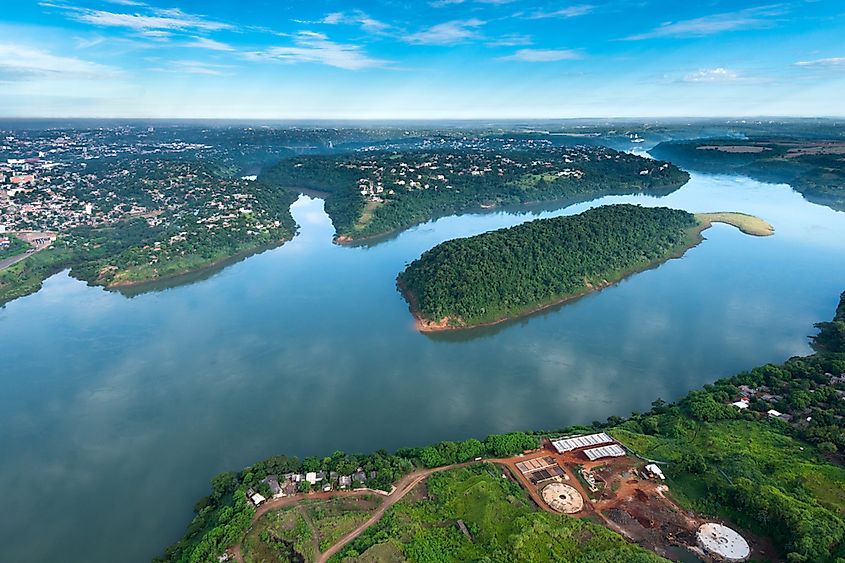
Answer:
(398, 205, 773, 332)
(260, 143, 690, 243)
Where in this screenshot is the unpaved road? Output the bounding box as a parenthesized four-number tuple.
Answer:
(232, 463, 471, 563)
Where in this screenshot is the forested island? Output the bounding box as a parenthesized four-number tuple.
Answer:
(259, 145, 689, 242)
(397, 205, 772, 331)
(158, 291, 845, 563)
(650, 138, 845, 212)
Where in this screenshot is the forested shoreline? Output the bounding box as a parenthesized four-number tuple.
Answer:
(650, 138, 845, 212)
(259, 148, 689, 242)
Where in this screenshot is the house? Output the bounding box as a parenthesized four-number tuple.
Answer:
(768, 409, 792, 421)
(305, 472, 324, 485)
(262, 475, 283, 498)
(339, 475, 352, 489)
(246, 488, 266, 506)
(645, 464, 666, 480)
(352, 470, 367, 483)
(322, 482, 332, 492)
(731, 398, 750, 409)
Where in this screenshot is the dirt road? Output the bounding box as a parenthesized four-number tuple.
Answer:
(231, 463, 471, 563)
(317, 464, 468, 563)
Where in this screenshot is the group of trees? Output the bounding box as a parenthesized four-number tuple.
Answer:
(398, 204, 698, 327)
(260, 147, 689, 241)
(398, 431, 538, 468)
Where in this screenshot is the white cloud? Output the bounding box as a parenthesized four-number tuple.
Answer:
(42, 4, 233, 32)
(498, 48, 581, 62)
(795, 57, 845, 67)
(185, 37, 234, 51)
(487, 33, 533, 47)
(683, 67, 742, 82)
(296, 11, 390, 33)
(157, 60, 229, 75)
(625, 6, 784, 40)
(404, 19, 485, 45)
(245, 31, 391, 70)
(526, 5, 594, 19)
(0, 42, 119, 80)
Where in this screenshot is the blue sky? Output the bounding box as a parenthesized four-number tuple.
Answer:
(1, 0, 844, 118)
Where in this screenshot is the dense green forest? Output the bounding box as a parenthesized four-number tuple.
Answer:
(398, 204, 699, 329)
(650, 139, 845, 211)
(260, 148, 689, 241)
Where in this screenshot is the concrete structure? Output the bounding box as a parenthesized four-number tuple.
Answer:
(515, 456, 566, 485)
(551, 432, 614, 453)
(583, 444, 626, 461)
(696, 523, 750, 561)
(541, 483, 584, 514)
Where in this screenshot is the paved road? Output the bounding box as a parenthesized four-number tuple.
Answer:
(0, 251, 32, 271)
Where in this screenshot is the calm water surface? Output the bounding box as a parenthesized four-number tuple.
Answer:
(1, 172, 844, 562)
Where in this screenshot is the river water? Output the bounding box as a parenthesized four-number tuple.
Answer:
(1, 172, 844, 562)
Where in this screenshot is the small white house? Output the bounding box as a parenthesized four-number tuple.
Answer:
(645, 464, 666, 480)
(731, 398, 750, 410)
(250, 492, 266, 506)
(305, 472, 318, 485)
(767, 409, 783, 418)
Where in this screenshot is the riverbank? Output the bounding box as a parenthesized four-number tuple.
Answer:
(104, 236, 294, 290)
(332, 181, 690, 246)
(402, 210, 772, 333)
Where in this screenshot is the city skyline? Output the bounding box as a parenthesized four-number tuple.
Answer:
(2, 0, 844, 118)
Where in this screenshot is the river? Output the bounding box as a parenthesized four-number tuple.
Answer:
(1, 172, 844, 562)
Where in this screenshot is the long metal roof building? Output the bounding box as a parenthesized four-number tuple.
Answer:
(551, 432, 614, 453)
(583, 444, 626, 461)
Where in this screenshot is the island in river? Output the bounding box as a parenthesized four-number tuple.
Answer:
(398, 205, 774, 332)
(259, 144, 690, 243)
